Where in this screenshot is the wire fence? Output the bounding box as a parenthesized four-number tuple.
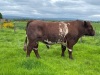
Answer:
(0, 20, 100, 44)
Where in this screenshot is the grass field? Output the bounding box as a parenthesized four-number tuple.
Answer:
(0, 21, 100, 75)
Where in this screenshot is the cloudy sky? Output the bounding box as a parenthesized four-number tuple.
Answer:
(0, 0, 100, 21)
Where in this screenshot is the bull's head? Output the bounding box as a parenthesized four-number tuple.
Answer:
(84, 21, 95, 36)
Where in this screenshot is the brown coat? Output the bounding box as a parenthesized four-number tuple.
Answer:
(24, 20, 95, 59)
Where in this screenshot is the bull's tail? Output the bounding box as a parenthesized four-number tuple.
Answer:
(25, 20, 34, 30)
(24, 20, 33, 51)
(23, 36, 27, 51)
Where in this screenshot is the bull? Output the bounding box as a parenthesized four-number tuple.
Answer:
(24, 20, 95, 59)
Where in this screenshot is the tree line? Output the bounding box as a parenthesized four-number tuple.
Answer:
(0, 13, 3, 19)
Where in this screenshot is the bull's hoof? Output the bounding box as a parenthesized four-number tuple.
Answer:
(23, 45, 27, 51)
(26, 55, 30, 57)
(61, 54, 65, 57)
(69, 57, 74, 60)
(37, 57, 41, 59)
(36, 55, 41, 59)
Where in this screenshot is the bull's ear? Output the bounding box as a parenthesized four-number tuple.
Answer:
(84, 21, 88, 28)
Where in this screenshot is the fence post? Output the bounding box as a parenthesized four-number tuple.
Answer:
(0, 22, 3, 29)
(14, 22, 16, 33)
(0, 22, 1, 29)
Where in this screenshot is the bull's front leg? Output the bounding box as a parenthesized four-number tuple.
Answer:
(68, 48, 73, 59)
(67, 40, 77, 59)
(61, 45, 66, 57)
(27, 41, 33, 57)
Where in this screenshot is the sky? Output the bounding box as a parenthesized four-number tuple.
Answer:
(0, 0, 100, 21)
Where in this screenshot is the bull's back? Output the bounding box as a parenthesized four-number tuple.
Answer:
(26, 20, 69, 43)
(44, 22, 60, 35)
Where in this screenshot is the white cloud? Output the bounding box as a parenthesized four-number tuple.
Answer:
(89, 15, 100, 18)
(0, 0, 100, 21)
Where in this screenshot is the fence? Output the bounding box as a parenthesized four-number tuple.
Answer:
(13, 21, 26, 29)
(1, 20, 98, 43)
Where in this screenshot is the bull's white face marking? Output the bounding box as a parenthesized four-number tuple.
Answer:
(59, 22, 68, 37)
(68, 49, 72, 52)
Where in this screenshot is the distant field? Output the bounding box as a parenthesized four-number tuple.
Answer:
(0, 21, 100, 75)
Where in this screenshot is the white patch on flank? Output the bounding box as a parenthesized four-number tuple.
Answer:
(44, 39, 53, 44)
(59, 22, 68, 37)
(68, 49, 72, 52)
(59, 23, 62, 26)
(67, 23, 70, 25)
(59, 28, 63, 33)
(33, 48, 38, 50)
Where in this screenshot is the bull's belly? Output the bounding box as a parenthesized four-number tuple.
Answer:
(42, 38, 67, 46)
(43, 39, 61, 44)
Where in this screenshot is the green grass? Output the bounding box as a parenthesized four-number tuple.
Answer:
(0, 22, 100, 75)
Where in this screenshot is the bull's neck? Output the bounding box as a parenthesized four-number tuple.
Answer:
(78, 26, 85, 38)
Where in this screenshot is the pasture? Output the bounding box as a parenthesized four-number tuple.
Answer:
(0, 21, 100, 75)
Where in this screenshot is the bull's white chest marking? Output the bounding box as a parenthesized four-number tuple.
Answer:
(59, 22, 69, 37)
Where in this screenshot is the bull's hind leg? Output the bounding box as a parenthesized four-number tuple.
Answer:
(27, 40, 40, 58)
(61, 45, 66, 57)
(46, 44, 50, 49)
(27, 41, 34, 57)
(33, 42, 40, 58)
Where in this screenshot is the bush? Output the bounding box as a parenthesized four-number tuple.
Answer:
(3, 21, 14, 28)
(0, 13, 3, 19)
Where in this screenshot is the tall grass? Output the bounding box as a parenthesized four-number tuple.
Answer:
(0, 22, 100, 75)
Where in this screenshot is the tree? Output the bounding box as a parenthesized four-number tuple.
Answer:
(0, 13, 3, 19)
